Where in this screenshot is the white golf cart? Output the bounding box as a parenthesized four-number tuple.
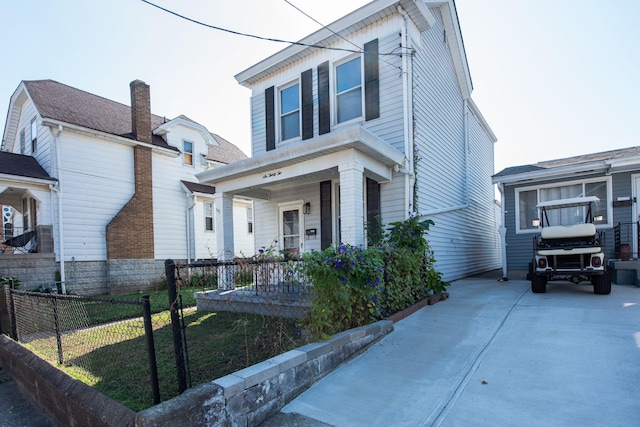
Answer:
(529, 196, 611, 295)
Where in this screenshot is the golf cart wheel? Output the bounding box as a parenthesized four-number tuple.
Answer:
(531, 275, 547, 293)
(593, 270, 611, 295)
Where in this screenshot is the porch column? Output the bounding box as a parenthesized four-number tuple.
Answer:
(214, 192, 234, 261)
(339, 161, 365, 246)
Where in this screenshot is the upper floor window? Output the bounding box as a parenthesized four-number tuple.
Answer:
(30, 118, 38, 153)
(204, 202, 214, 231)
(516, 178, 610, 232)
(280, 83, 300, 141)
(183, 141, 193, 166)
(19, 129, 26, 154)
(336, 56, 362, 124)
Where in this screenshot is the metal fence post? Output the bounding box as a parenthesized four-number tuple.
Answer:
(52, 297, 64, 365)
(141, 294, 161, 405)
(166, 259, 187, 393)
(8, 285, 18, 341)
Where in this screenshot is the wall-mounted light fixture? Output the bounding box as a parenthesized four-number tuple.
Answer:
(303, 202, 311, 215)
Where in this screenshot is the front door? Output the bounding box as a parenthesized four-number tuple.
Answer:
(279, 202, 304, 255)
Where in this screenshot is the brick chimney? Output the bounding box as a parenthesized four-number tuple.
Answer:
(131, 80, 152, 144)
(106, 80, 155, 260)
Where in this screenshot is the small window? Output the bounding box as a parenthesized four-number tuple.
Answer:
(204, 202, 214, 231)
(247, 207, 253, 234)
(280, 83, 300, 141)
(336, 56, 362, 123)
(19, 129, 26, 154)
(30, 118, 38, 153)
(183, 141, 194, 166)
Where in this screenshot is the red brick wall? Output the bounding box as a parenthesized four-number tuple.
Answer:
(106, 81, 155, 260)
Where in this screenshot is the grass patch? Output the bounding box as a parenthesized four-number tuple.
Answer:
(23, 303, 305, 412)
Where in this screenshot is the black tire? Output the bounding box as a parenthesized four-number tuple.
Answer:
(593, 270, 611, 295)
(531, 275, 547, 293)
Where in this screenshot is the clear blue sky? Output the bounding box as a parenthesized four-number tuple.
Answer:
(1, 0, 638, 174)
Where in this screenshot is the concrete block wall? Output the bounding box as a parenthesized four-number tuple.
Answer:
(0, 254, 56, 290)
(136, 320, 394, 426)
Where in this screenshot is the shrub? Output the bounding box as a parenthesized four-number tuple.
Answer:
(301, 215, 448, 339)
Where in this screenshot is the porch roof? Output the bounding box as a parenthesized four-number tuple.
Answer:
(195, 125, 405, 188)
(0, 152, 56, 182)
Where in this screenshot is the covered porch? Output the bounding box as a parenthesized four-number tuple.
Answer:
(196, 125, 406, 259)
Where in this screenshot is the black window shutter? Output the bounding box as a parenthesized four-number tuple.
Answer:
(366, 178, 382, 245)
(301, 69, 313, 140)
(364, 39, 380, 121)
(265, 86, 275, 151)
(317, 61, 330, 135)
(320, 181, 332, 250)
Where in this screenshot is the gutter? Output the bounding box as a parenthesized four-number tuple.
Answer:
(41, 118, 179, 157)
(398, 5, 415, 217)
(497, 182, 507, 279)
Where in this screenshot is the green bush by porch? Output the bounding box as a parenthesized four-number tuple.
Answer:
(301, 216, 448, 339)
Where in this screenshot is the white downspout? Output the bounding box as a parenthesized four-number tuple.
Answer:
(185, 194, 196, 263)
(498, 182, 508, 279)
(398, 5, 415, 216)
(52, 125, 66, 294)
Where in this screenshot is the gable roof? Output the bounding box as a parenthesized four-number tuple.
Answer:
(22, 80, 176, 151)
(493, 145, 640, 184)
(7, 80, 248, 164)
(181, 180, 215, 195)
(235, 0, 470, 96)
(0, 151, 55, 181)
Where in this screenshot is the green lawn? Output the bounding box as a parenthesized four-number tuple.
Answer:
(23, 287, 306, 412)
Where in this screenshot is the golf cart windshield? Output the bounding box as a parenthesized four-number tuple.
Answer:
(535, 196, 600, 227)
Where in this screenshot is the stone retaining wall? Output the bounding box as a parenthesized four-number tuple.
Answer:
(0, 320, 393, 427)
(136, 320, 393, 426)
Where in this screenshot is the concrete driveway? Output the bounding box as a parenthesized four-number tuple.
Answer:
(264, 277, 640, 426)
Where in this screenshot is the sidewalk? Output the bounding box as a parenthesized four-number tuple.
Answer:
(263, 278, 640, 426)
(0, 364, 58, 427)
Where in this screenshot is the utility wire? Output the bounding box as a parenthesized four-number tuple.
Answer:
(138, 0, 407, 57)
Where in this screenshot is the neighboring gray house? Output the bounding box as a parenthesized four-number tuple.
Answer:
(197, 0, 501, 281)
(492, 146, 640, 279)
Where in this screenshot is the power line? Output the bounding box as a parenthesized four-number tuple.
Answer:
(139, 0, 363, 54)
(138, 0, 408, 57)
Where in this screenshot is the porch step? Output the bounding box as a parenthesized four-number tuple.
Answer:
(609, 260, 640, 287)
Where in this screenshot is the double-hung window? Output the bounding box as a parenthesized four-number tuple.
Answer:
(183, 141, 193, 166)
(30, 118, 38, 153)
(335, 56, 362, 124)
(516, 178, 610, 232)
(280, 82, 300, 141)
(204, 202, 214, 231)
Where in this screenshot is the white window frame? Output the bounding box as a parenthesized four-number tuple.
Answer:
(333, 54, 364, 126)
(204, 201, 214, 232)
(30, 118, 38, 154)
(515, 176, 613, 234)
(278, 200, 305, 254)
(183, 140, 194, 166)
(278, 80, 301, 143)
(247, 206, 254, 234)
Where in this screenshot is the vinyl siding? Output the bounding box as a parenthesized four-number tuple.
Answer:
(58, 132, 135, 261)
(411, 8, 500, 280)
(254, 184, 322, 253)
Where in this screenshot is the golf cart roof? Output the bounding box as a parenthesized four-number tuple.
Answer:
(536, 196, 600, 210)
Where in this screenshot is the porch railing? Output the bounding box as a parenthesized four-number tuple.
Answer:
(176, 258, 312, 297)
(613, 222, 639, 260)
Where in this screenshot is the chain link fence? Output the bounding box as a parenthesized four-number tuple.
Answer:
(0, 258, 314, 412)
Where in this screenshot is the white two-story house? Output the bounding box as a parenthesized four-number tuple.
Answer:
(197, 0, 500, 281)
(0, 79, 253, 293)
